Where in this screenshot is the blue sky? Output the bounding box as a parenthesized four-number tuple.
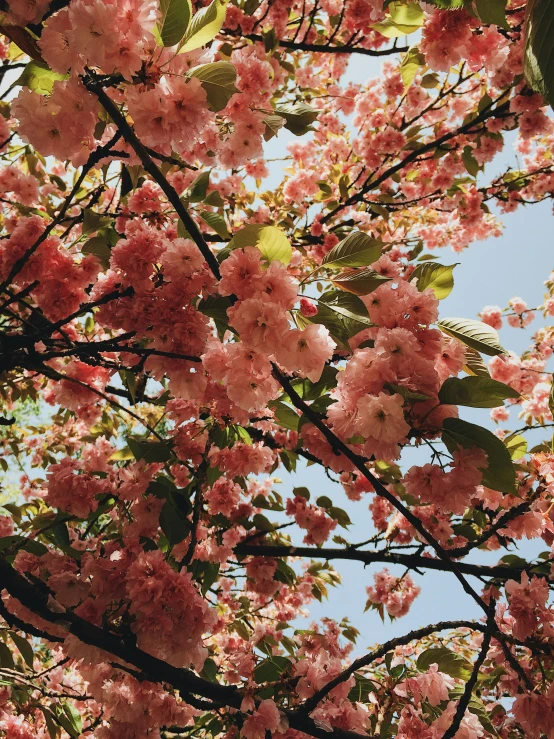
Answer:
(260, 56, 554, 652)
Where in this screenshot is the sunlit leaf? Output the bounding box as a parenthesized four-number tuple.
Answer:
(232, 224, 292, 265)
(188, 61, 239, 112)
(438, 317, 507, 356)
(322, 232, 383, 269)
(179, 0, 228, 52)
(410, 262, 458, 299)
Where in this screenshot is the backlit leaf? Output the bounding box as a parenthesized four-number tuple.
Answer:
(179, 0, 228, 52)
(14, 61, 66, 95)
(232, 224, 292, 265)
(410, 262, 457, 299)
(188, 61, 239, 112)
(372, 1, 425, 38)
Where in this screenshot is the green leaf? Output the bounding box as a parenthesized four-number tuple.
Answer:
(263, 114, 285, 141)
(417, 646, 472, 680)
(463, 346, 490, 377)
(82, 208, 112, 236)
(438, 317, 507, 356)
(253, 656, 292, 683)
(439, 376, 519, 408)
(320, 290, 373, 325)
(524, 0, 554, 108)
(127, 438, 173, 463)
(401, 46, 425, 89)
(188, 61, 239, 112)
(328, 506, 351, 528)
(448, 686, 499, 735)
(475, 0, 508, 29)
(200, 210, 230, 239)
(0, 642, 14, 670)
(331, 267, 390, 296)
(252, 513, 275, 532)
(462, 145, 480, 177)
(442, 417, 516, 494)
(504, 433, 527, 461)
(160, 498, 191, 546)
(187, 171, 210, 203)
(200, 657, 219, 682)
(179, 0, 228, 52)
(410, 262, 457, 299)
(39, 707, 59, 739)
(275, 559, 296, 585)
(549, 373, 554, 418)
(14, 61, 66, 95)
(52, 703, 82, 739)
(302, 290, 372, 349)
(232, 224, 292, 265)
(372, 1, 425, 38)
(322, 232, 383, 269)
(158, 0, 192, 46)
(274, 102, 319, 136)
(197, 294, 231, 337)
(271, 401, 300, 431)
(81, 235, 111, 270)
(10, 631, 34, 670)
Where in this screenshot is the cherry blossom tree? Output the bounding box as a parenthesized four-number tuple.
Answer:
(0, 0, 554, 737)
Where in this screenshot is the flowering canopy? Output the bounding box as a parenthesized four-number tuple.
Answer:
(0, 0, 554, 737)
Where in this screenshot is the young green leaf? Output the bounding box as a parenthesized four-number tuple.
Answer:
(127, 438, 174, 463)
(372, 1, 425, 38)
(81, 235, 111, 270)
(524, 0, 554, 108)
(232, 224, 292, 265)
(504, 433, 527, 461)
(179, 0, 228, 53)
(410, 262, 458, 299)
(14, 61, 66, 95)
(438, 317, 507, 356)
(186, 170, 210, 202)
(401, 46, 425, 89)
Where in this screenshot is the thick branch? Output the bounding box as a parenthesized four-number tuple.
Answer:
(441, 620, 493, 739)
(272, 366, 489, 614)
(301, 619, 484, 713)
(0, 556, 377, 739)
(82, 74, 221, 280)
(234, 32, 408, 57)
(235, 544, 540, 581)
